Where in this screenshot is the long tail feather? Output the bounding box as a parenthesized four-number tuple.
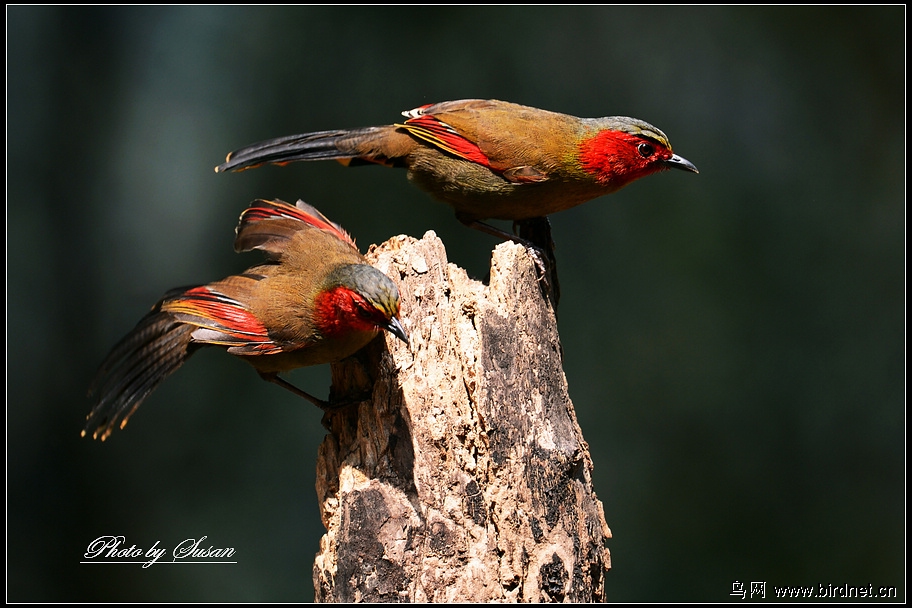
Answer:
(214, 125, 402, 173)
(85, 311, 196, 441)
(216, 129, 360, 173)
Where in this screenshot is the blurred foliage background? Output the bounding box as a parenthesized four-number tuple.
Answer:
(7, 6, 904, 602)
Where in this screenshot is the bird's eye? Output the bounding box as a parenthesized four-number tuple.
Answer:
(638, 142, 655, 158)
(357, 307, 374, 320)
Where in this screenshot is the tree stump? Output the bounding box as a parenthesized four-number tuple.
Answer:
(314, 231, 611, 602)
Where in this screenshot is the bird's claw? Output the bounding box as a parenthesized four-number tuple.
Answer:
(524, 244, 551, 282)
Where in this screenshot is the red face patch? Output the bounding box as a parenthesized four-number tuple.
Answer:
(313, 286, 385, 338)
(577, 130, 672, 188)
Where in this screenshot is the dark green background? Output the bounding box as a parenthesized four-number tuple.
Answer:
(7, 6, 904, 602)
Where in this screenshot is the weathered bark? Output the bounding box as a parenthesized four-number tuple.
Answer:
(314, 231, 611, 602)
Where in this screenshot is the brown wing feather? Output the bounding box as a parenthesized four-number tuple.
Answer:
(85, 311, 197, 441)
(234, 199, 359, 258)
(404, 99, 577, 177)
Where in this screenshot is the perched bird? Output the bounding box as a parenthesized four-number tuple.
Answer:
(85, 198, 408, 441)
(215, 99, 698, 241)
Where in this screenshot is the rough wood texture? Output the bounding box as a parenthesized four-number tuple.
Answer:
(314, 231, 611, 602)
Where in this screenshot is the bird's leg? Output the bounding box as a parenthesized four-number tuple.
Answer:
(256, 371, 335, 410)
(456, 215, 559, 304)
(458, 217, 537, 247)
(514, 217, 560, 308)
(257, 370, 372, 413)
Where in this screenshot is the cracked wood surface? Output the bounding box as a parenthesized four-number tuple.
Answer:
(314, 231, 611, 602)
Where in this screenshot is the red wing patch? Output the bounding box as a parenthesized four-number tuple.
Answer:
(238, 199, 357, 249)
(397, 115, 492, 167)
(161, 286, 283, 355)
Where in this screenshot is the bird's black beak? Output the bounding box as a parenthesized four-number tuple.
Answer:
(665, 153, 699, 174)
(385, 317, 409, 345)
